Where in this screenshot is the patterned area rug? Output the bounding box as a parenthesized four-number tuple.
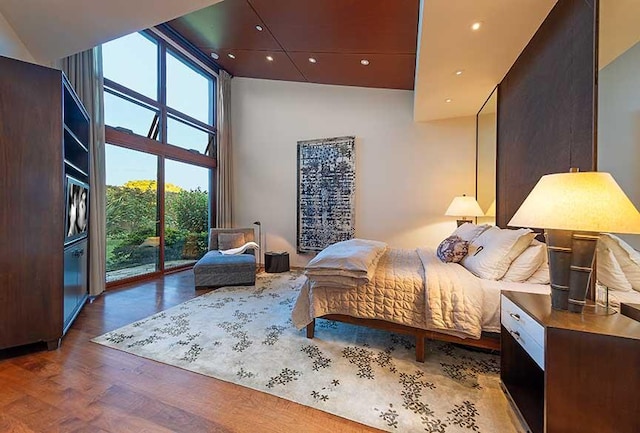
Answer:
(92, 272, 523, 433)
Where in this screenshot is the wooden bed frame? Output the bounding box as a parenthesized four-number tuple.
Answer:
(306, 314, 500, 362)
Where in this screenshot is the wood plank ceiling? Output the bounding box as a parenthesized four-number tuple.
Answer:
(168, 0, 419, 90)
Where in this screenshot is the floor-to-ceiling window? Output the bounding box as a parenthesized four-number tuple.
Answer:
(102, 29, 217, 285)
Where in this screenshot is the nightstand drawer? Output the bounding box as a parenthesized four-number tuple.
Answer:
(501, 295, 545, 369)
(501, 295, 544, 345)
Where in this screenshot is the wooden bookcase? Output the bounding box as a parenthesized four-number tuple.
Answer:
(0, 55, 90, 350)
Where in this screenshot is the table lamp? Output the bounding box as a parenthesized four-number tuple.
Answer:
(445, 194, 485, 226)
(508, 170, 640, 313)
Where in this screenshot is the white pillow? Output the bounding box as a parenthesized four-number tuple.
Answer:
(525, 240, 550, 284)
(526, 259, 550, 284)
(596, 248, 632, 292)
(461, 226, 535, 280)
(451, 222, 490, 243)
(597, 235, 635, 292)
(501, 241, 546, 282)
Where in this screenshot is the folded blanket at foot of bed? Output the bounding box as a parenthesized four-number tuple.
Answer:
(304, 239, 388, 285)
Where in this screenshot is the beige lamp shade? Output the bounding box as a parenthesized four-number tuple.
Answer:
(508, 172, 640, 233)
(445, 195, 485, 217)
(485, 200, 496, 217)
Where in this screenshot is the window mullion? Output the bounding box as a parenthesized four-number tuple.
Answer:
(158, 37, 168, 145)
(157, 156, 165, 272)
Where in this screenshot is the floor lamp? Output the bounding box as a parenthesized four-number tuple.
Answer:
(508, 170, 640, 313)
(253, 221, 262, 265)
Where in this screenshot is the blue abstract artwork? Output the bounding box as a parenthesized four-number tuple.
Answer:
(297, 136, 356, 253)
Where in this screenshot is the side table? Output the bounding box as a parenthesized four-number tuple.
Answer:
(265, 251, 290, 273)
(501, 291, 640, 433)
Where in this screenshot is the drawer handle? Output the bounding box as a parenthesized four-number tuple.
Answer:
(510, 329, 521, 340)
(509, 312, 521, 321)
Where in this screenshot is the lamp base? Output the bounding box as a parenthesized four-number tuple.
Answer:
(567, 232, 599, 314)
(545, 229, 599, 313)
(546, 230, 572, 310)
(456, 219, 473, 227)
(581, 300, 617, 316)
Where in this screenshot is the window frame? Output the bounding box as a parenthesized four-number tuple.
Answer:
(104, 27, 218, 288)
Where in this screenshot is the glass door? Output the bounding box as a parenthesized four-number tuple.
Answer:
(164, 159, 210, 270)
(105, 144, 160, 282)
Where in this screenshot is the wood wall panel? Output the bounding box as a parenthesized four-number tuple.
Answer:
(168, 0, 419, 90)
(496, 0, 597, 228)
(0, 57, 64, 349)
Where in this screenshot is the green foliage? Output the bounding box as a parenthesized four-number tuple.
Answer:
(106, 181, 209, 271)
(166, 188, 209, 233)
(106, 184, 156, 238)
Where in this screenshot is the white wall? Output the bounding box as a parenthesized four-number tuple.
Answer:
(476, 110, 497, 226)
(232, 78, 476, 267)
(598, 41, 640, 249)
(0, 10, 33, 62)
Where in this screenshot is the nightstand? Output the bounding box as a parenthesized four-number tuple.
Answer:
(264, 251, 289, 273)
(501, 291, 640, 433)
(621, 302, 640, 322)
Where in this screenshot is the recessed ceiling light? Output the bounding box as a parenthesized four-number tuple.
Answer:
(308, 57, 317, 63)
(445, 98, 452, 103)
(471, 22, 482, 31)
(256, 25, 263, 31)
(455, 70, 463, 76)
(210, 52, 219, 60)
(266, 55, 274, 62)
(360, 59, 370, 66)
(228, 53, 236, 59)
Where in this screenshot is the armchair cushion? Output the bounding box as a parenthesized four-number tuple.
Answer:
(218, 232, 245, 251)
(208, 228, 255, 251)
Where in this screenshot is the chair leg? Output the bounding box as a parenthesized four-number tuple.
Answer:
(306, 319, 315, 339)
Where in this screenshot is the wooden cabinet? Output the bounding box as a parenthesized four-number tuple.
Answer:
(63, 239, 88, 333)
(0, 55, 90, 351)
(501, 291, 640, 433)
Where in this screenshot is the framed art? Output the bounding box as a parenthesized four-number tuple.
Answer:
(297, 136, 356, 252)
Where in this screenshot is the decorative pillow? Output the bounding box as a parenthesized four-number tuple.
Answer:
(501, 241, 546, 282)
(436, 235, 469, 263)
(596, 237, 633, 292)
(218, 232, 246, 251)
(526, 259, 550, 285)
(599, 234, 640, 292)
(461, 226, 535, 280)
(451, 222, 491, 243)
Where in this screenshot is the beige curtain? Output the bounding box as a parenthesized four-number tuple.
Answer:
(216, 70, 233, 228)
(62, 47, 107, 297)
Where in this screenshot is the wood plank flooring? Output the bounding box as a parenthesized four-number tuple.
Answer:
(0, 270, 380, 433)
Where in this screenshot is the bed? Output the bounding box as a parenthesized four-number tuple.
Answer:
(292, 244, 550, 362)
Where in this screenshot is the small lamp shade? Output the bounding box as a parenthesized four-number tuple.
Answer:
(508, 172, 640, 233)
(445, 195, 485, 217)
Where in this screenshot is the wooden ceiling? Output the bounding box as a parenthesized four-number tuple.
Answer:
(168, 0, 420, 90)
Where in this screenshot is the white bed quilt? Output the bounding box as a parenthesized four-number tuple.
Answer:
(417, 247, 484, 339)
(292, 248, 487, 339)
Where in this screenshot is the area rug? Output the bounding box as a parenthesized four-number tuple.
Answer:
(92, 272, 523, 433)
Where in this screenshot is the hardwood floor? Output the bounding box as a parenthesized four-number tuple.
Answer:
(0, 270, 380, 433)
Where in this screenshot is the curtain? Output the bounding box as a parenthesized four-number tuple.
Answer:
(62, 47, 107, 297)
(216, 70, 233, 228)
